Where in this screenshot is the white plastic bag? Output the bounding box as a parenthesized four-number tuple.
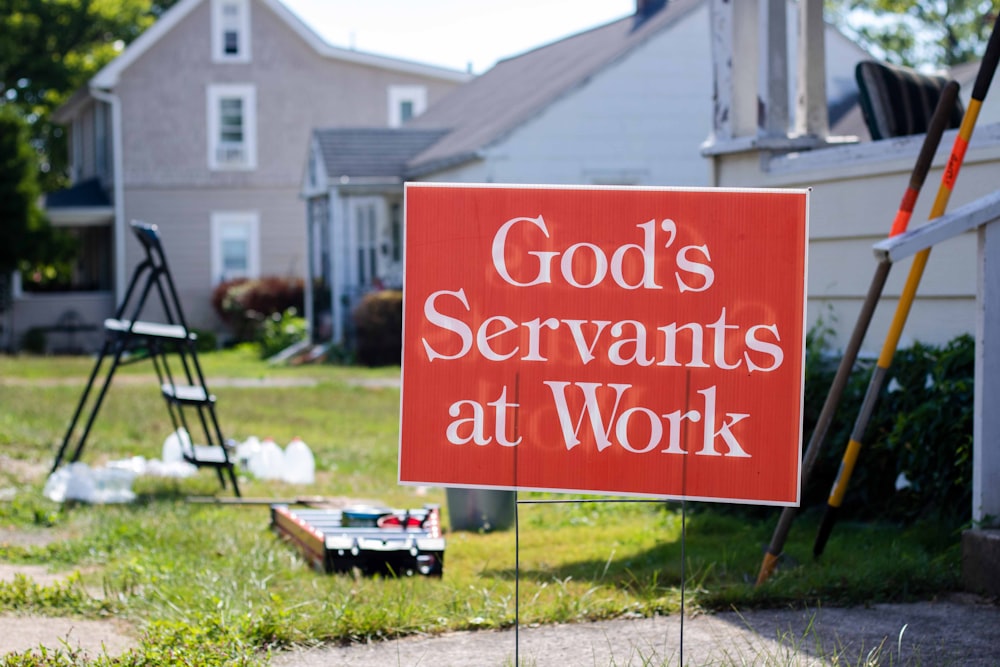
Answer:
(44, 462, 136, 504)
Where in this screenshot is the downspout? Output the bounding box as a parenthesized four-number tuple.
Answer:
(89, 87, 127, 304)
(302, 202, 314, 343)
(331, 188, 346, 345)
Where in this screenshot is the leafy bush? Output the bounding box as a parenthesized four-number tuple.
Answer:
(802, 325, 974, 528)
(352, 290, 402, 367)
(211, 276, 304, 343)
(20, 327, 47, 355)
(258, 308, 308, 359)
(190, 328, 218, 352)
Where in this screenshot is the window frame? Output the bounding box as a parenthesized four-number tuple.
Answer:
(210, 211, 260, 285)
(387, 85, 427, 127)
(211, 0, 251, 63)
(207, 84, 257, 170)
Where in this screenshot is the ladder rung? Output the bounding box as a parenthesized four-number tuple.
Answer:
(185, 445, 232, 466)
(161, 384, 215, 404)
(105, 318, 193, 340)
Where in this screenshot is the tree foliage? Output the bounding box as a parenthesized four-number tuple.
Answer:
(0, 0, 178, 285)
(826, 0, 1000, 68)
(0, 105, 70, 275)
(0, 0, 181, 184)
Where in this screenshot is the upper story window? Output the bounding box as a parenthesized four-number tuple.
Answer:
(207, 84, 257, 170)
(387, 85, 427, 127)
(212, 0, 251, 63)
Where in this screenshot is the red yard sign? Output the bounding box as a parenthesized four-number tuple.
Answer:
(399, 184, 808, 505)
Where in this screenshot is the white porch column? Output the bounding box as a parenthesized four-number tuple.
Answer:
(710, 0, 759, 142)
(794, 0, 829, 139)
(974, 219, 1000, 524)
(758, 0, 788, 137)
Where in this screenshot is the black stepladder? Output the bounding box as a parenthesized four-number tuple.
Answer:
(51, 221, 240, 496)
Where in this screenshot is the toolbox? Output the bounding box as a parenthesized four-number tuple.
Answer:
(270, 504, 445, 576)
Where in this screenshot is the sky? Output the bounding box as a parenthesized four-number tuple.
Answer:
(279, 0, 637, 74)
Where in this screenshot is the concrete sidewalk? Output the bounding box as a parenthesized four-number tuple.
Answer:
(270, 594, 1000, 667)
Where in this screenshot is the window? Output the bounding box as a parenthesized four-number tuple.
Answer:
(356, 204, 377, 286)
(94, 103, 108, 178)
(399, 100, 414, 124)
(211, 212, 259, 284)
(212, 0, 250, 62)
(207, 84, 256, 170)
(387, 85, 427, 127)
(390, 202, 402, 263)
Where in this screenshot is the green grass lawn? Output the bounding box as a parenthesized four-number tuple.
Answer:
(0, 349, 963, 665)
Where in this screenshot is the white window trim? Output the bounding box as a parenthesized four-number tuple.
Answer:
(210, 211, 260, 284)
(207, 83, 257, 170)
(211, 0, 251, 63)
(387, 85, 427, 127)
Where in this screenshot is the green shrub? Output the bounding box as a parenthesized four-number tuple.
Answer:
(258, 308, 307, 359)
(190, 327, 218, 352)
(352, 290, 402, 367)
(803, 327, 974, 528)
(19, 327, 46, 354)
(211, 276, 304, 343)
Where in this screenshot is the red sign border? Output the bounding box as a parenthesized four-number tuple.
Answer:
(398, 182, 809, 507)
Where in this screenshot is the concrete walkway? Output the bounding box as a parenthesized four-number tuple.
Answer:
(270, 594, 1000, 667)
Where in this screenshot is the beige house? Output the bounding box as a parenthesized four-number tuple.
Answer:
(6, 0, 467, 351)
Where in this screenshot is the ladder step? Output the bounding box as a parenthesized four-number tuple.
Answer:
(161, 384, 215, 404)
(185, 444, 232, 466)
(104, 318, 197, 340)
(105, 318, 193, 341)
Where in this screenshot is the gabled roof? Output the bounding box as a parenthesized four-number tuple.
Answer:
(403, 0, 704, 175)
(313, 128, 451, 181)
(90, 0, 469, 90)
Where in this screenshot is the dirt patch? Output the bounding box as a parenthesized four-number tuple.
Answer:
(0, 375, 319, 388)
(0, 454, 49, 485)
(0, 526, 64, 549)
(0, 563, 137, 657)
(0, 613, 136, 657)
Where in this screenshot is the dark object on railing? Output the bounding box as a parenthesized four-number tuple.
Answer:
(856, 61, 964, 140)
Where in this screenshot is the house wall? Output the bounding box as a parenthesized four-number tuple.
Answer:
(122, 186, 306, 327)
(106, 0, 461, 335)
(425, 5, 714, 187)
(421, 5, 869, 188)
(712, 122, 1000, 352)
(9, 292, 114, 353)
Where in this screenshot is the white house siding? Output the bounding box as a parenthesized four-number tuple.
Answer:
(106, 0, 460, 334)
(712, 122, 1000, 352)
(9, 292, 114, 353)
(472, 5, 713, 188)
(417, 4, 867, 189)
